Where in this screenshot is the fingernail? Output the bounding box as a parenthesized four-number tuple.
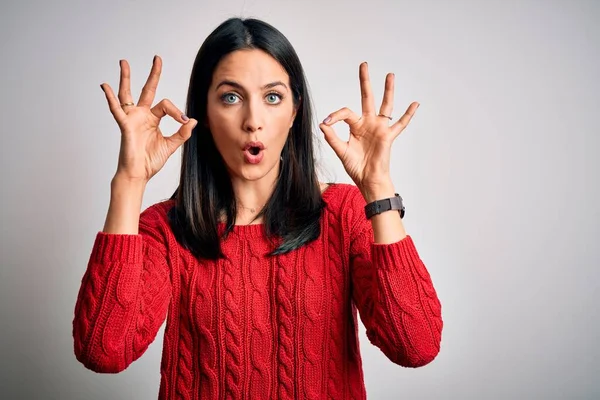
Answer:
(323, 116, 331, 124)
(182, 114, 189, 122)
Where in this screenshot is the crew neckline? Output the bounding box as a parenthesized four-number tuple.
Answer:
(216, 183, 337, 232)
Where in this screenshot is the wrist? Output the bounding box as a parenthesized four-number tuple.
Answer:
(359, 180, 396, 203)
(112, 173, 148, 189)
(104, 178, 146, 234)
(110, 174, 147, 208)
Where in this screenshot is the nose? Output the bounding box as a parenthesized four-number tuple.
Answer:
(242, 98, 264, 133)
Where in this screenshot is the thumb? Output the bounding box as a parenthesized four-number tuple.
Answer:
(319, 123, 347, 159)
(166, 118, 197, 153)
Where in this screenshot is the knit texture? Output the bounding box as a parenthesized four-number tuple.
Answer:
(72, 183, 443, 399)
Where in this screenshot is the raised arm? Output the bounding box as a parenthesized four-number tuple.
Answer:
(347, 187, 443, 367)
(72, 181, 172, 373)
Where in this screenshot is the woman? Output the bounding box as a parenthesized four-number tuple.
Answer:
(72, 17, 443, 399)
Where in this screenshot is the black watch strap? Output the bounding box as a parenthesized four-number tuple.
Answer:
(364, 193, 405, 219)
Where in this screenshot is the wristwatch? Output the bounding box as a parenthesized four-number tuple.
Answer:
(364, 193, 405, 219)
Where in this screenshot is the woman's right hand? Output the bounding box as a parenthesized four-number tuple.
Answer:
(100, 56, 197, 182)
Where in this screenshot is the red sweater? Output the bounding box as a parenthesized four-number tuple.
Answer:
(72, 183, 443, 399)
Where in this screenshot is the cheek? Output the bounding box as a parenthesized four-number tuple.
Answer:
(272, 103, 295, 131)
(207, 107, 236, 145)
(266, 110, 294, 148)
(207, 103, 228, 130)
(211, 130, 237, 159)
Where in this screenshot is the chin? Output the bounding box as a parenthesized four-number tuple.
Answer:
(238, 169, 267, 181)
(234, 161, 279, 182)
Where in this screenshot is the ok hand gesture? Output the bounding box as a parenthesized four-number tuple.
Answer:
(100, 56, 197, 182)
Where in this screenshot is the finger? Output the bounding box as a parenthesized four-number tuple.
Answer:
(138, 55, 162, 107)
(322, 107, 361, 127)
(101, 83, 127, 123)
(117, 60, 134, 106)
(319, 123, 347, 159)
(391, 102, 420, 136)
(379, 73, 395, 118)
(359, 62, 375, 115)
(150, 98, 190, 125)
(166, 118, 197, 154)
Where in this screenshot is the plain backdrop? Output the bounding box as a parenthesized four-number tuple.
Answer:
(1, 0, 599, 399)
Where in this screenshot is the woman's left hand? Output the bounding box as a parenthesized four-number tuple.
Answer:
(319, 62, 419, 196)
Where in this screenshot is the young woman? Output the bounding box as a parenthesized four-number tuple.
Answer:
(73, 17, 443, 400)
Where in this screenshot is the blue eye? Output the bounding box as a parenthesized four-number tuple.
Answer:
(266, 93, 282, 104)
(222, 93, 240, 104)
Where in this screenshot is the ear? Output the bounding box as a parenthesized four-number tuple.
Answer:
(290, 96, 301, 128)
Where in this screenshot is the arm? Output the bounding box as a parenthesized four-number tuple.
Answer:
(72, 176, 171, 373)
(348, 186, 443, 367)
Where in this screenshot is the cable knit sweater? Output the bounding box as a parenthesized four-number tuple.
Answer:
(72, 183, 443, 399)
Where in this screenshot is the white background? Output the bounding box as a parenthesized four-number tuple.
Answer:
(1, 0, 599, 398)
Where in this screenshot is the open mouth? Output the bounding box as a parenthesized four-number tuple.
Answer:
(243, 141, 265, 155)
(248, 146, 261, 156)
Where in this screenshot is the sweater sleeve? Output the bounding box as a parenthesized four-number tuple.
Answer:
(347, 188, 443, 368)
(72, 204, 172, 373)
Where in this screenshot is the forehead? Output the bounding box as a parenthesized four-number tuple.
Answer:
(212, 49, 290, 88)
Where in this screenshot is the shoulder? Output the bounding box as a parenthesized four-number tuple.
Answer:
(322, 182, 365, 209)
(139, 199, 177, 232)
(321, 182, 367, 228)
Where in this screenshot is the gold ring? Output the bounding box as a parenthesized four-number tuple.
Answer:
(121, 102, 135, 107)
(378, 113, 392, 120)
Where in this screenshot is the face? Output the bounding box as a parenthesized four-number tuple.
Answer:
(207, 49, 297, 182)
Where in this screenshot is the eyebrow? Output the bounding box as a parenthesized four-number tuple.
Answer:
(215, 80, 289, 91)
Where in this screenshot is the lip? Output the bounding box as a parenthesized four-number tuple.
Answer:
(242, 141, 265, 164)
(242, 141, 265, 151)
(243, 148, 264, 164)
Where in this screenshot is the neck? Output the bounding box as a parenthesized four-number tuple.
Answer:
(227, 161, 281, 224)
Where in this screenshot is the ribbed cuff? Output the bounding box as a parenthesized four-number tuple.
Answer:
(92, 232, 144, 264)
(371, 235, 420, 272)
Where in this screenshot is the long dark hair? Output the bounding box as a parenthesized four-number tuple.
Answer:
(168, 17, 325, 260)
